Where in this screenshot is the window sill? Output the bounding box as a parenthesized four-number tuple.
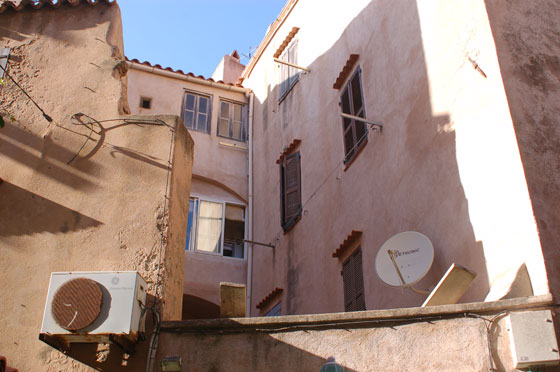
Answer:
(216, 133, 247, 143)
(185, 249, 246, 261)
(185, 127, 210, 135)
(343, 138, 368, 172)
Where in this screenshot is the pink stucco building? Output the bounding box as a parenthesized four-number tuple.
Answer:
(2, 0, 560, 371)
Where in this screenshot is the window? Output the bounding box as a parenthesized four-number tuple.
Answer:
(342, 247, 366, 312)
(182, 91, 211, 133)
(186, 198, 245, 258)
(217, 100, 246, 141)
(265, 302, 281, 317)
(280, 151, 302, 231)
(140, 97, 152, 109)
(279, 40, 299, 101)
(340, 66, 367, 165)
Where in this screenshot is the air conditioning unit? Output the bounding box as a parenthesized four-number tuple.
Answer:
(40, 271, 147, 354)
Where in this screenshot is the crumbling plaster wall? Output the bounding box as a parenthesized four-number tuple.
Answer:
(0, 3, 192, 372)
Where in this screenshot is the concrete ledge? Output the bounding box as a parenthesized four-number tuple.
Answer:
(161, 294, 553, 333)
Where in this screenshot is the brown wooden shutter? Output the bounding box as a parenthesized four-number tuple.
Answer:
(281, 151, 301, 231)
(342, 247, 365, 312)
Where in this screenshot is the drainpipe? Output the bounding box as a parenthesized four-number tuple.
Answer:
(246, 91, 254, 317)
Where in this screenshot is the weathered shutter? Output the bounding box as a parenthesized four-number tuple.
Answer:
(342, 255, 356, 311)
(0, 48, 10, 79)
(281, 151, 301, 230)
(342, 247, 365, 312)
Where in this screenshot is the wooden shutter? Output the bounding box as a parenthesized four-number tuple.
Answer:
(0, 48, 10, 79)
(281, 151, 301, 231)
(342, 247, 365, 312)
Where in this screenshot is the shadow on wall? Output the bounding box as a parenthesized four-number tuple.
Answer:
(484, 0, 560, 298)
(0, 180, 102, 237)
(0, 2, 119, 44)
(181, 294, 221, 320)
(251, 0, 490, 314)
(157, 320, 359, 372)
(0, 123, 100, 190)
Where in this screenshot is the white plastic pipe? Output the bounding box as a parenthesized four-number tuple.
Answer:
(246, 91, 254, 317)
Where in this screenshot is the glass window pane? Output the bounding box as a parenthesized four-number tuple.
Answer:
(184, 111, 194, 129)
(234, 104, 242, 122)
(185, 94, 195, 111)
(341, 89, 351, 114)
(231, 121, 242, 140)
(220, 101, 230, 119)
(199, 96, 208, 114)
(196, 201, 223, 254)
(351, 74, 363, 113)
(218, 118, 229, 137)
(186, 199, 196, 251)
(344, 129, 355, 159)
(197, 113, 207, 132)
(223, 204, 245, 258)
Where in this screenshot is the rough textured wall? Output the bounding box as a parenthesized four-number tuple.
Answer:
(155, 297, 552, 372)
(0, 4, 193, 372)
(127, 68, 250, 310)
(484, 0, 560, 301)
(244, 0, 545, 316)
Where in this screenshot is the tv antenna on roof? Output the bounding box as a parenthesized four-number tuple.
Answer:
(241, 46, 258, 63)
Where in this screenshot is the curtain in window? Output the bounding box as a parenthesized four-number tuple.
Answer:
(196, 201, 223, 254)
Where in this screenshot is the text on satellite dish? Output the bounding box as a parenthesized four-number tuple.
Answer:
(394, 248, 420, 257)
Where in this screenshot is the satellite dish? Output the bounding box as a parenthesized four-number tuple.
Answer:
(375, 231, 434, 287)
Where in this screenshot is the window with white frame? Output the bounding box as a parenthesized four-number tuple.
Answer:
(279, 39, 299, 101)
(182, 91, 211, 133)
(186, 198, 245, 258)
(217, 100, 246, 141)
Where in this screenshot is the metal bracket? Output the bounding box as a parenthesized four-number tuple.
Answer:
(244, 239, 275, 249)
(340, 112, 383, 131)
(274, 58, 310, 73)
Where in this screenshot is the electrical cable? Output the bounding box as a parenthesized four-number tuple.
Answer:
(0, 63, 53, 124)
(261, 126, 372, 247)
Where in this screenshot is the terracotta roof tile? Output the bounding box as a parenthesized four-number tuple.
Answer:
(0, 0, 115, 13)
(256, 287, 283, 310)
(332, 230, 362, 258)
(276, 139, 301, 164)
(126, 57, 245, 88)
(333, 54, 359, 90)
(273, 26, 300, 59)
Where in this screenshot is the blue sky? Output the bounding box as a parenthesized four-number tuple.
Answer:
(118, 0, 287, 77)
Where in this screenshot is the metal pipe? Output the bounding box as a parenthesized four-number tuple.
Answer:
(273, 58, 310, 72)
(340, 112, 383, 130)
(244, 239, 275, 249)
(246, 92, 255, 317)
(127, 61, 251, 94)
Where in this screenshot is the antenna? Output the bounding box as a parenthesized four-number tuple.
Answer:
(241, 46, 258, 63)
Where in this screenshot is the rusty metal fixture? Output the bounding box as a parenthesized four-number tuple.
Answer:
(51, 278, 103, 331)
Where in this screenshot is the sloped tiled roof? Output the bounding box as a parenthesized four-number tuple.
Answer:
(126, 57, 245, 88)
(0, 0, 115, 13)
